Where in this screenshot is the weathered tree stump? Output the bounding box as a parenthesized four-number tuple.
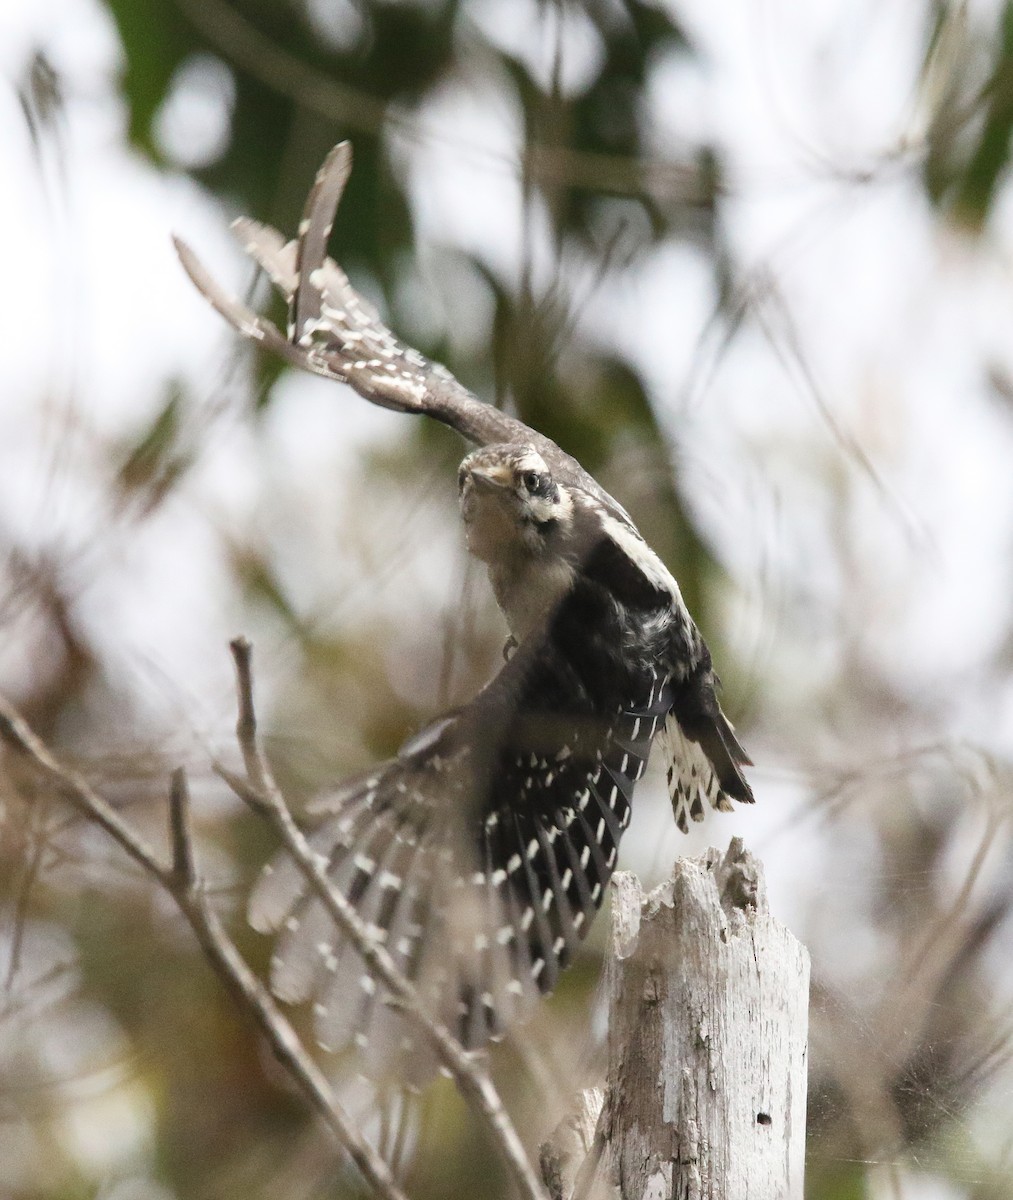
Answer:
(601, 838, 810, 1200)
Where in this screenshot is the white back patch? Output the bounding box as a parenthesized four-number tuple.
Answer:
(597, 512, 684, 604)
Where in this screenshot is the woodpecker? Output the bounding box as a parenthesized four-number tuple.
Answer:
(178, 140, 753, 1079)
(249, 442, 751, 1078)
(459, 443, 752, 830)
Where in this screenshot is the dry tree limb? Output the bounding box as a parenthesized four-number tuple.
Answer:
(220, 636, 547, 1200)
(0, 694, 408, 1200)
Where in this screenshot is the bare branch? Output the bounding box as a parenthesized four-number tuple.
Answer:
(221, 637, 547, 1200)
(0, 694, 409, 1200)
(228, 635, 274, 793)
(540, 1088, 608, 1200)
(3, 804, 50, 994)
(569, 1117, 608, 1200)
(0, 695, 171, 885)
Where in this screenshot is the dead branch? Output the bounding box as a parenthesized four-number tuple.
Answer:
(221, 636, 546, 1200)
(0, 693, 409, 1200)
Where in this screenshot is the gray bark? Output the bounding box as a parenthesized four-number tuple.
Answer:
(600, 838, 810, 1200)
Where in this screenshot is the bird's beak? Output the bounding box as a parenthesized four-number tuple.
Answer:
(467, 465, 512, 493)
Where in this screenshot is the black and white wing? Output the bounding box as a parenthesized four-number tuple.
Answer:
(248, 632, 671, 1082)
(174, 142, 636, 527)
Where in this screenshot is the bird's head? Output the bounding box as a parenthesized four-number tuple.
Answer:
(458, 444, 573, 565)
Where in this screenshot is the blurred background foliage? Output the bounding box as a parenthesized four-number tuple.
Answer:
(3, 0, 1013, 1197)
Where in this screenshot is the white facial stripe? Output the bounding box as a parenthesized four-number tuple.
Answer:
(512, 449, 549, 475)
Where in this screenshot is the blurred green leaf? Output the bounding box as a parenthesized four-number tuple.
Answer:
(104, 0, 195, 158)
(924, 0, 1013, 229)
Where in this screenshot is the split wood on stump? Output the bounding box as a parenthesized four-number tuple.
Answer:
(544, 838, 809, 1200)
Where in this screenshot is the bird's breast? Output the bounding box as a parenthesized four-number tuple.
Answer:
(489, 553, 578, 643)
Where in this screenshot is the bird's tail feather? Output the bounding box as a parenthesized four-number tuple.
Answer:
(661, 703, 754, 834)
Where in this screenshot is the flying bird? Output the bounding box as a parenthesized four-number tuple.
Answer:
(176, 144, 752, 1079)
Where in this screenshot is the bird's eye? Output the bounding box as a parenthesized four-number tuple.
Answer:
(522, 471, 541, 493)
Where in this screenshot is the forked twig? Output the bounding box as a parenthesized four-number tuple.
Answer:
(0, 694, 408, 1200)
(222, 636, 546, 1200)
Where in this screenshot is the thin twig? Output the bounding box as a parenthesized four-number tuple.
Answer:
(0, 697, 171, 885)
(168, 767, 196, 887)
(163, 769, 408, 1200)
(223, 637, 546, 1200)
(874, 805, 1004, 1069)
(0, 695, 408, 1200)
(229, 635, 278, 793)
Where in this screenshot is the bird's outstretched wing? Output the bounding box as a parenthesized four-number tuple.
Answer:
(248, 623, 672, 1081)
(174, 141, 635, 526)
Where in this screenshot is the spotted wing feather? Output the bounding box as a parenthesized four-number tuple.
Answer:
(248, 640, 671, 1077)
